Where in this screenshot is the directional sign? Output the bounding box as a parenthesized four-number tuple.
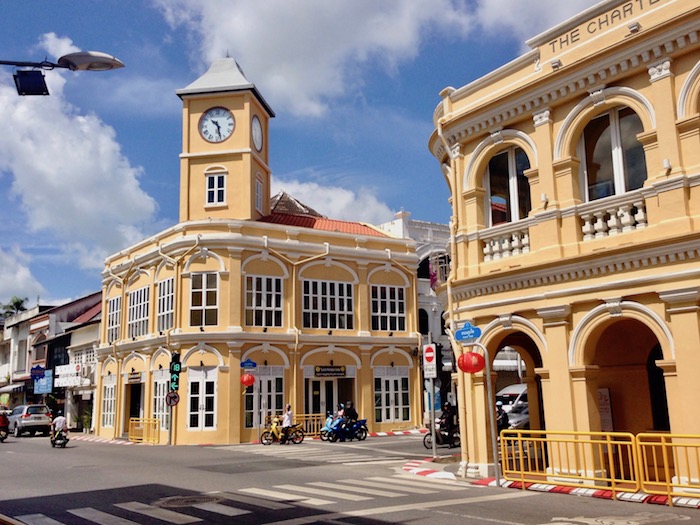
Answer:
(454, 322, 482, 342)
(165, 391, 180, 407)
(241, 358, 257, 369)
(422, 344, 437, 379)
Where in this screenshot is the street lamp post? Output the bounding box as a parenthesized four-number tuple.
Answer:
(0, 51, 124, 95)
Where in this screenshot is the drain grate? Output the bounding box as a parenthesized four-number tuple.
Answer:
(154, 495, 222, 508)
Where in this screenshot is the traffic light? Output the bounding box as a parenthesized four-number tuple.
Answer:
(170, 353, 181, 392)
(439, 344, 454, 372)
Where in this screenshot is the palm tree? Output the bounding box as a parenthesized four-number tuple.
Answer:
(2, 296, 28, 318)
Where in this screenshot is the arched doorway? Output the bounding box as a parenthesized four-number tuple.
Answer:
(494, 331, 545, 432)
(588, 318, 669, 434)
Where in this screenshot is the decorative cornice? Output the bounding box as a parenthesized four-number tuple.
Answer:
(433, 24, 699, 159)
(648, 59, 672, 82)
(452, 237, 700, 302)
(533, 108, 552, 127)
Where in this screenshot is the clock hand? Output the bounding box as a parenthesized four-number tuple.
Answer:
(212, 120, 222, 139)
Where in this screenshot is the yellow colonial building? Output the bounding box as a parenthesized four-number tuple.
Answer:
(430, 0, 700, 477)
(94, 59, 421, 445)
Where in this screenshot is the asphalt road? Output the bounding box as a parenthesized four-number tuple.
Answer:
(0, 432, 696, 524)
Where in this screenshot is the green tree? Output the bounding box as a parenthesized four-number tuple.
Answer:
(2, 296, 28, 318)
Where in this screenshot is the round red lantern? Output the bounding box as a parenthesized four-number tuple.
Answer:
(457, 351, 486, 374)
(241, 373, 255, 387)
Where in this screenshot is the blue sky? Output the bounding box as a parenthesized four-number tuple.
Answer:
(0, 0, 598, 305)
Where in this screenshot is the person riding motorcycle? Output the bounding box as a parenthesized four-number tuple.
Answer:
(0, 408, 9, 442)
(439, 401, 457, 447)
(51, 410, 68, 435)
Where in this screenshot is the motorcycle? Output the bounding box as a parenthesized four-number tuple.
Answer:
(0, 411, 8, 443)
(260, 416, 305, 445)
(327, 418, 368, 442)
(319, 413, 342, 441)
(423, 418, 460, 449)
(50, 428, 69, 448)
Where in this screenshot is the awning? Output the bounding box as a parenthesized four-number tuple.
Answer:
(0, 383, 25, 394)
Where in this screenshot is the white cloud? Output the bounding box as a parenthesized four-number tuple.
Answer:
(0, 247, 45, 301)
(271, 177, 395, 225)
(473, 0, 600, 46)
(0, 35, 158, 271)
(153, 0, 474, 117)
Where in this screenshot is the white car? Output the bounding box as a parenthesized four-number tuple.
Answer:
(507, 403, 529, 429)
(496, 384, 527, 413)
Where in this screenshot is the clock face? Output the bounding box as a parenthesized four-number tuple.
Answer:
(199, 107, 234, 143)
(252, 115, 263, 151)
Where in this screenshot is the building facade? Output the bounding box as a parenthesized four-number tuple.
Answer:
(94, 59, 421, 445)
(429, 0, 700, 476)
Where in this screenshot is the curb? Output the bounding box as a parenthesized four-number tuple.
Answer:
(402, 457, 700, 510)
(370, 429, 428, 438)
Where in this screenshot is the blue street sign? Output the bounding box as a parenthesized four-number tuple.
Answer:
(454, 322, 482, 342)
(241, 358, 257, 369)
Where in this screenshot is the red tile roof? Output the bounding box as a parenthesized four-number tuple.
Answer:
(259, 213, 387, 237)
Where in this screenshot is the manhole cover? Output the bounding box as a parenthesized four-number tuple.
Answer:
(154, 495, 222, 508)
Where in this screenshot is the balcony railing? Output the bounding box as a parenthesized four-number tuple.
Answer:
(478, 221, 531, 262)
(578, 192, 647, 240)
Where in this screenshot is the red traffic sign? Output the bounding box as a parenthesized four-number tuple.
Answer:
(165, 391, 180, 407)
(424, 345, 435, 363)
(422, 344, 437, 379)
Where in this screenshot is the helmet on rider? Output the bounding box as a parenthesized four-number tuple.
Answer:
(56, 410, 63, 416)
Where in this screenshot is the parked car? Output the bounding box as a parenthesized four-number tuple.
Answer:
(7, 404, 52, 437)
(496, 384, 527, 413)
(507, 403, 530, 429)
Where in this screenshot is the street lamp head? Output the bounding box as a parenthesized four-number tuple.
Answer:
(56, 51, 125, 71)
(1, 50, 124, 95)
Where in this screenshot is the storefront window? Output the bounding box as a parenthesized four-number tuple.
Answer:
(374, 367, 410, 423)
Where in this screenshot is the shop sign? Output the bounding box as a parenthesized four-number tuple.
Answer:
(30, 365, 46, 380)
(128, 372, 142, 383)
(314, 366, 346, 377)
(34, 370, 53, 394)
(55, 375, 82, 387)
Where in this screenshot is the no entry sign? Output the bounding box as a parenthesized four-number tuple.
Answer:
(423, 344, 437, 379)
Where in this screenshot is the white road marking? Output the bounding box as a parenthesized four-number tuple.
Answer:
(114, 502, 201, 524)
(14, 515, 64, 525)
(68, 507, 141, 525)
(238, 487, 333, 506)
(307, 481, 405, 498)
(274, 484, 372, 501)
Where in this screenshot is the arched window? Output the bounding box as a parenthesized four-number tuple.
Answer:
(485, 147, 531, 226)
(580, 106, 647, 201)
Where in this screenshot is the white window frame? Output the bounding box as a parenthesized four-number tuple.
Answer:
(245, 275, 283, 327)
(302, 279, 354, 330)
(107, 296, 122, 344)
(127, 286, 150, 339)
(153, 370, 170, 430)
(371, 284, 406, 332)
(255, 176, 264, 212)
(579, 106, 647, 202)
(101, 376, 116, 427)
(484, 146, 531, 227)
(187, 367, 217, 431)
(373, 366, 410, 423)
(157, 277, 174, 332)
(205, 170, 226, 206)
(190, 272, 218, 327)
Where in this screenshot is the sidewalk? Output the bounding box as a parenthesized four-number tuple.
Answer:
(402, 454, 700, 510)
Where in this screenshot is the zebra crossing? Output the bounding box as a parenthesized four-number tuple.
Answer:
(10, 475, 470, 524)
(215, 442, 411, 465)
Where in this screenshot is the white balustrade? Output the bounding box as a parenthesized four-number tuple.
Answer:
(579, 197, 647, 241)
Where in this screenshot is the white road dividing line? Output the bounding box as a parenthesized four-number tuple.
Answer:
(368, 475, 470, 491)
(191, 502, 250, 517)
(68, 507, 141, 525)
(14, 515, 65, 525)
(273, 484, 372, 501)
(339, 478, 437, 494)
(264, 490, 538, 525)
(307, 481, 405, 498)
(238, 487, 333, 506)
(114, 502, 201, 524)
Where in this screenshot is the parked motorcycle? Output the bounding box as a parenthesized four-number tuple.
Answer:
(423, 419, 460, 449)
(0, 410, 9, 443)
(50, 429, 69, 448)
(328, 418, 368, 442)
(260, 416, 305, 445)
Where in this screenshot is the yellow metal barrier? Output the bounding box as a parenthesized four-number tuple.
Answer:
(500, 430, 639, 498)
(264, 413, 326, 437)
(128, 418, 160, 444)
(637, 432, 700, 505)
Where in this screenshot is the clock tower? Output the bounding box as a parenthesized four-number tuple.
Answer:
(176, 58, 274, 222)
